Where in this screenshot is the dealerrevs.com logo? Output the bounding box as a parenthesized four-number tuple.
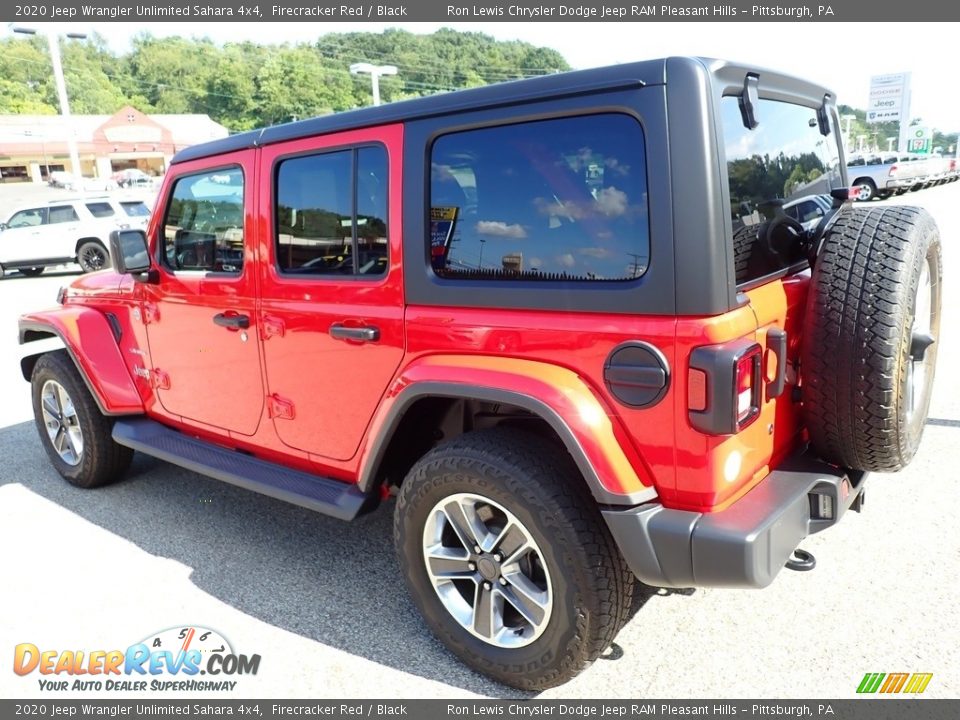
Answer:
(13, 626, 261, 692)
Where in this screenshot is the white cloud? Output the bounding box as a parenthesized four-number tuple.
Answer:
(475, 221, 527, 239)
(557, 253, 576, 268)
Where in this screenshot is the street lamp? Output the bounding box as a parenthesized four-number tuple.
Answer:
(13, 26, 87, 178)
(349, 63, 398, 107)
(841, 114, 857, 150)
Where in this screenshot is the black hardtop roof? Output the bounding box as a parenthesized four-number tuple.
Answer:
(171, 56, 834, 165)
(171, 57, 671, 165)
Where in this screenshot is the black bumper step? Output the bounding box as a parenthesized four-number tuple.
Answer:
(112, 418, 372, 521)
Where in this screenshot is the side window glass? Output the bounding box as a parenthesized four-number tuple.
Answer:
(85, 202, 115, 218)
(8, 208, 46, 228)
(48, 206, 80, 224)
(162, 167, 244, 273)
(275, 145, 388, 277)
(429, 114, 650, 281)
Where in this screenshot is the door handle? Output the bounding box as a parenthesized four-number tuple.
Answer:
(213, 312, 250, 329)
(329, 324, 379, 342)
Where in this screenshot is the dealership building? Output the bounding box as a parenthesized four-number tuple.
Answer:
(0, 105, 229, 183)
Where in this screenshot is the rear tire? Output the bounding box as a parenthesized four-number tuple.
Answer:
(31, 351, 133, 488)
(77, 241, 110, 273)
(802, 206, 942, 472)
(394, 428, 634, 690)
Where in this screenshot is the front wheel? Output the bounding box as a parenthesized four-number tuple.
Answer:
(394, 428, 634, 690)
(31, 351, 133, 488)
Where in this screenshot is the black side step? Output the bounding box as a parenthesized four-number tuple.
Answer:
(112, 418, 373, 521)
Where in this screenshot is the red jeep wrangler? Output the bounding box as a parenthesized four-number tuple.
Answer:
(19, 57, 942, 690)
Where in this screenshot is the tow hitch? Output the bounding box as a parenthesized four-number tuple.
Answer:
(786, 548, 816, 572)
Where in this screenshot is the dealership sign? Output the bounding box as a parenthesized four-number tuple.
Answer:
(867, 73, 911, 123)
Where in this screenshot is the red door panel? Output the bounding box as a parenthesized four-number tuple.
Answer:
(142, 151, 265, 436)
(257, 125, 405, 461)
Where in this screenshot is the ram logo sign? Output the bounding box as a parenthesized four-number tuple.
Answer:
(857, 672, 933, 694)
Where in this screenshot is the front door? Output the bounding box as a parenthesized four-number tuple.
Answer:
(257, 125, 404, 461)
(141, 152, 265, 435)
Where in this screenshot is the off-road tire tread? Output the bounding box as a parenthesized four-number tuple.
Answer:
(394, 428, 635, 690)
(802, 205, 939, 471)
(31, 350, 133, 488)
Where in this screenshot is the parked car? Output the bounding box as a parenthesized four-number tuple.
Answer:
(111, 168, 154, 188)
(64, 176, 119, 192)
(846, 153, 922, 200)
(0, 196, 151, 276)
(47, 171, 75, 188)
(17, 57, 942, 690)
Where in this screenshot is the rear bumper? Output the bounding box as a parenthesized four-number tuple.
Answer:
(602, 451, 867, 589)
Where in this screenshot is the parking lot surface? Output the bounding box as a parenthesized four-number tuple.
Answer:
(0, 183, 957, 699)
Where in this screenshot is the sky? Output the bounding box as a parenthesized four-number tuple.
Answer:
(4, 21, 958, 131)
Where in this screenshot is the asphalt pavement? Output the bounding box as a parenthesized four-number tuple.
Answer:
(0, 182, 957, 699)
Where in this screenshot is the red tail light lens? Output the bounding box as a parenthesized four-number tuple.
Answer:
(889, 165, 898, 176)
(735, 346, 762, 429)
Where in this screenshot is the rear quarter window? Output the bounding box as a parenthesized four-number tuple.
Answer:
(429, 113, 650, 281)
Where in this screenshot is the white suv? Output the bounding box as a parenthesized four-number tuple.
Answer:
(0, 196, 150, 277)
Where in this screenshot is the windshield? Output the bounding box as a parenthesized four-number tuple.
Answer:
(721, 96, 843, 286)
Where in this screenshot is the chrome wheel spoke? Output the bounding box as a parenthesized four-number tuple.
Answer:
(426, 545, 474, 579)
(500, 573, 549, 627)
(472, 583, 495, 639)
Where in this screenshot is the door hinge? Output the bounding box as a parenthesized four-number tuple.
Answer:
(268, 394, 295, 420)
(261, 316, 285, 340)
(151, 369, 171, 390)
(142, 302, 159, 325)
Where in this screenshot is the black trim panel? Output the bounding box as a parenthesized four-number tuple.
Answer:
(358, 381, 659, 507)
(403, 88, 675, 316)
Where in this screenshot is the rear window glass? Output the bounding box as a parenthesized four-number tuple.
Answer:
(429, 113, 649, 281)
(722, 97, 843, 286)
(120, 201, 150, 217)
(85, 202, 115, 218)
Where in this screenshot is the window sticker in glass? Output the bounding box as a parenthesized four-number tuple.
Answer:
(162, 167, 244, 273)
(429, 114, 650, 282)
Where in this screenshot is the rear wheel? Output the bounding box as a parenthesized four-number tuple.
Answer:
(31, 351, 133, 488)
(853, 178, 876, 201)
(802, 206, 942, 472)
(394, 428, 634, 690)
(77, 241, 109, 273)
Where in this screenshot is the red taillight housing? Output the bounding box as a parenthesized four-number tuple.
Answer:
(688, 340, 764, 435)
(889, 164, 899, 176)
(734, 345, 762, 430)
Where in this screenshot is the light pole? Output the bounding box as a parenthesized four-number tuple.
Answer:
(842, 114, 857, 151)
(13, 27, 87, 178)
(349, 63, 398, 107)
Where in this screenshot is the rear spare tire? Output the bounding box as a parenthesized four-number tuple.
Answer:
(802, 206, 942, 472)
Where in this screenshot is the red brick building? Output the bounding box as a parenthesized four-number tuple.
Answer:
(0, 105, 228, 183)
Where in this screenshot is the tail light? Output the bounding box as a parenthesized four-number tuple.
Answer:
(689, 340, 763, 435)
(889, 165, 898, 176)
(734, 345, 762, 429)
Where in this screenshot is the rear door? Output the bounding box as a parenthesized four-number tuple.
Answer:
(140, 152, 265, 435)
(257, 125, 404, 461)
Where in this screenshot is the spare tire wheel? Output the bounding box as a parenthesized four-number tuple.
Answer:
(801, 206, 942, 472)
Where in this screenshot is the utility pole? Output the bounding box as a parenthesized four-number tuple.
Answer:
(349, 63, 398, 107)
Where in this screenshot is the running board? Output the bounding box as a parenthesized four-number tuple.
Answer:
(112, 418, 373, 521)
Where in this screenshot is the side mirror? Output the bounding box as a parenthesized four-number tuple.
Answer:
(0, 222, 6, 232)
(109, 229, 158, 283)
